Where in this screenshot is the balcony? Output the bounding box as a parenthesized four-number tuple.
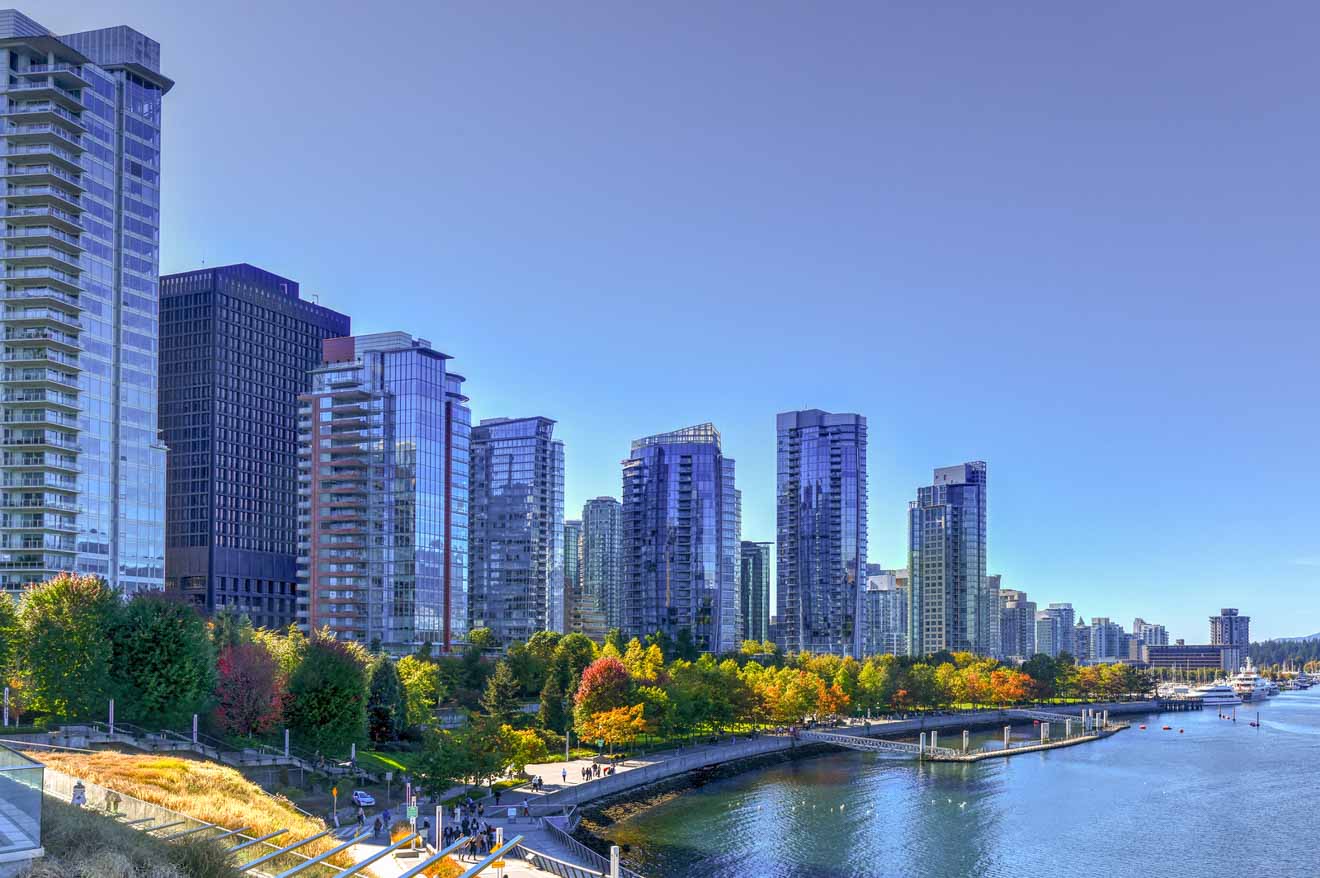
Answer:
(1, 224, 81, 249)
(2, 163, 84, 192)
(17, 63, 92, 90)
(1, 267, 83, 294)
(0, 496, 78, 513)
(3, 144, 81, 174)
(1, 452, 79, 474)
(4, 78, 83, 111)
(3, 122, 82, 152)
(1, 472, 78, 492)
(1, 288, 82, 311)
(1, 368, 79, 392)
(2, 408, 78, 429)
(1, 432, 80, 452)
(1, 102, 86, 132)
(4, 246, 81, 274)
(4, 182, 81, 213)
(4, 208, 82, 240)
(1, 350, 80, 370)
(3, 309, 81, 333)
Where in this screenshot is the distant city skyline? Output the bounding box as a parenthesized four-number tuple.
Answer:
(42, 1, 1320, 640)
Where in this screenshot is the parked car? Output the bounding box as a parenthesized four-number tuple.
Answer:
(351, 790, 375, 807)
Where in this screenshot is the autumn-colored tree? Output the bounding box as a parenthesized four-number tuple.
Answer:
(989, 669, 1029, 706)
(214, 641, 282, 736)
(573, 656, 631, 727)
(502, 724, 549, 775)
(577, 704, 647, 755)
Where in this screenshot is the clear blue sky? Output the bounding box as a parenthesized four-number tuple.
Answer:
(48, 1, 1319, 640)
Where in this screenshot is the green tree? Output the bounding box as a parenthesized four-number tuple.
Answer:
(415, 728, 469, 796)
(604, 628, 627, 655)
(553, 633, 598, 696)
(538, 671, 567, 733)
(110, 594, 216, 727)
(0, 592, 18, 680)
(397, 655, 443, 728)
(467, 627, 497, 650)
(19, 574, 120, 719)
(209, 609, 254, 651)
(481, 659, 522, 725)
(253, 625, 307, 683)
(503, 724, 549, 776)
(284, 635, 368, 755)
(366, 655, 406, 742)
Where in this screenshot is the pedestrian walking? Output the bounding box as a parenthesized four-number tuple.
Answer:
(562, 767, 568, 785)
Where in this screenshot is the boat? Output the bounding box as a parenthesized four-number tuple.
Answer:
(1229, 659, 1272, 702)
(1188, 682, 1242, 706)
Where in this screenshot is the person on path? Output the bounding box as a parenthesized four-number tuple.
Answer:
(373, 816, 382, 838)
(562, 767, 568, 785)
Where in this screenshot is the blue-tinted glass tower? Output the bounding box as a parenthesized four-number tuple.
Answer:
(159, 264, 349, 628)
(621, 423, 738, 654)
(776, 409, 868, 658)
(908, 461, 988, 656)
(739, 540, 771, 645)
(468, 416, 565, 644)
(0, 11, 172, 595)
(581, 495, 623, 634)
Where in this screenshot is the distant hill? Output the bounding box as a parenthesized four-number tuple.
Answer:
(1275, 633, 1320, 642)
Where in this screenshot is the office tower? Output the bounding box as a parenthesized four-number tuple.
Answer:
(1035, 612, 1055, 658)
(581, 496, 623, 632)
(159, 265, 348, 627)
(776, 409, 867, 658)
(468, 417, 564, 644)
(0, 12, 172, 595)
(1039, 602, 1076, 657)
(1089, 617, 1124, 662)
(907, 462, 988, 656)
(621, 423, 738, 654)
(1133, 618, 1169, 648)
(739, 541, 771, 645)
(984, 573, 1003, 657)
(999, 588, 1037, 661)
(1073, 620, 1092, 662)
(564, 517, 604, 642)
(862, 568, 908, 657)
(296, 333, 470, 653)
(1210, 608, 1250, 647)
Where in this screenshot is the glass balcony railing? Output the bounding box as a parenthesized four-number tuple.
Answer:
(0, 744, 43, 863)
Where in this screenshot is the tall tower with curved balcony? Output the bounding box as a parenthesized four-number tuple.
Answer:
(0, 12, 171, 596)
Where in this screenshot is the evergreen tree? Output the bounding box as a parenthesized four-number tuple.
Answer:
(284, 634, 368, 754)
(110, 593, 216, 727)
(366, 655, 406, 742)
(481, 659, 521, 725)
(538, 671, 567, 733)
(209, 609, 254, 651)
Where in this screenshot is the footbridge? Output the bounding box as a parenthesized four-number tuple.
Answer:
(798, 730, 958, 758)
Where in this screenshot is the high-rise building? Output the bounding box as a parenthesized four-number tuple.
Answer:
(296, 333, 470, 653)
(1089, 617, 1124, 662)
(621, 423, 738, 654)
(776, 409, 867, 658)
(468, 416, 565, 645)
(907, 462, 988, 656)
(1073, 619, 1092, 662)
(1133, 617, 1169, 648)
(739, 541, 771, 645)
(581, 496, 623, 633)
(1039, 603, 1076, 657)
(1035, 612, 1055, 658)
(159, 265, 348, 628)
(0, 12, 173, 595)
(564, 517, 604, 642)
(999, 588, 1037, 661)
(1210, 608, 1250, 647)
(862, 568, 908, 656)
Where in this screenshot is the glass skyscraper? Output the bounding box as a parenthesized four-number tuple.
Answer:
(621, 424, 738, 654)
(776, 409, 867, 658)
(297, 332, 470, 653)
(581, 495, 623, 634)
(159, 264, 349, 628)
(862, 569, 909, 657)
(468, 416, 565, 644)
(907, 461, 988, 656)
(739, 540, 771, 645)
(0, 11, 171, 595)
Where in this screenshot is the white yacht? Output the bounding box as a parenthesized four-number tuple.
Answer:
(1229, 660, 1272, 702)
(1189, 682, 1242, 706)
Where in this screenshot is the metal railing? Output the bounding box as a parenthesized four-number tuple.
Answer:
(539, 817, 647, 878)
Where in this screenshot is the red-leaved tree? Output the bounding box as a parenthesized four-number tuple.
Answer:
(214, 641, 282, 737)
(573, 656, 631, 738)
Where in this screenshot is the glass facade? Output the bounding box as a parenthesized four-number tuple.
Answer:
(468, 416, 565, 644)
(297, 332, 470, 653)
(739, 540, 771, 644)
(0, 12, 171, 595)
(581, 495, 623, 634)
(999, 588, 1036, 661)
(159, 264, 349, 628)
(621, 423, 738, 654)
(776, 409, 867, 658)
(907, 461, 988, 656)
(861, 568, 908, 657)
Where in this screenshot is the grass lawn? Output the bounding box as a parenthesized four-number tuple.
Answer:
(26, 751, 354, 868)
(21, 795, 239, 878)
(357, 748, 421, 776)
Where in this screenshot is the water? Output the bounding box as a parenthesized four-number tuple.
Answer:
(602, 691, 1320, 877)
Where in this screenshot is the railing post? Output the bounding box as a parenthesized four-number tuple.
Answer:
(109, 698, 114, 735)
(918, 732, 926, 759)
(192, 714, 198, 745)
(1065, 719, 1072, 738)
(284, 728, 290, 758)
(1041, 722, 1049, 743)
(962, 730, 969, 752)
(3, 685, 8, 727)
(1003, 726, 1010, 749)
(930, 730, 938, 753)
(610, 845, 621, 878)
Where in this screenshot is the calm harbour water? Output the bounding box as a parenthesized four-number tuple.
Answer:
(603, 690, 1320, 878)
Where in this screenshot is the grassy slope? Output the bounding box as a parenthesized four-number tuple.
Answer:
(20, 795, 239, 878)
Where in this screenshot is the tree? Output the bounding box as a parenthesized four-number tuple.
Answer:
(538, 672, 568, 733)
(467, 627, 497, 651)
(366, 655, 406, 742)
(284, 635, 368, 755)
(554, 634, 599, 696)
(462, 716, 513, 792)
(253, 625, 307, 683)
(574, 657, 631, 725)
(0, 592, 18, 681)
(481, 659, 522, 725)
(19, 574, 120, 719)
(415, 728, 469, 796)
(110, 593, 216, 727)
(214, 641, 282, 737)
(503, 724, 549, 775)
(209, 609, 254, 651)
(604, 629, 627, 656)
(577, 705, 647, 755)
(397, 655, 443, 729)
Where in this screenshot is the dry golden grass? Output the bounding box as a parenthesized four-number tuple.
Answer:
(25, 751, 351, 867)
(388, 822, 461, 878)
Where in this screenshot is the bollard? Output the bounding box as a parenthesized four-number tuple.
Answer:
(610, 845, 621, 878)
(109, 698, 115, 735)
(1065, 719, 1072, 738)
(192, 714, 199, 745)
(1004, 726, 1011, 749)
(1103, 710, 1109, 729)
(962, 730, 970, 752)
(1041, 722, 1049, 743)
(931, 730, 938, 753)
(919, 732, 927, 758)
(284, 728, 290, 758)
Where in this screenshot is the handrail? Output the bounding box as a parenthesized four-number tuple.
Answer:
(455, 835, 524, 878)
(396, 836, 472, 878)
(328, 832, 418, 878)
(540, 818, 647, 878)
